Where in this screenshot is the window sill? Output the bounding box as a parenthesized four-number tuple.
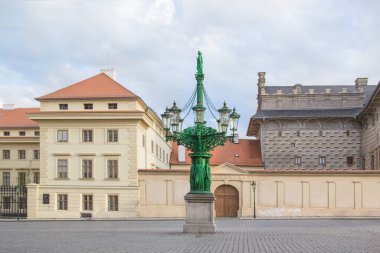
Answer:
(104, 178, 120, 181)
(80, 178, 95, 181)
(55, 178, 70, 180)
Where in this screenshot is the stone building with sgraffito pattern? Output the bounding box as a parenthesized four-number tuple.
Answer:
(247, 72, 378, 170)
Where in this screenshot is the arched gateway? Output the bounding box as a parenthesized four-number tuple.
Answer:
(214, 185, 239, 217)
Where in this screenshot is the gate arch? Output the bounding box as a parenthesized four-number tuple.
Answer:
(215, 185, 239, 217)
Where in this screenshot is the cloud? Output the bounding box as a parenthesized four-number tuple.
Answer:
(0, 0, 379, 137)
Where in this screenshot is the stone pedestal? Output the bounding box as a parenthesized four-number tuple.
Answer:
(183, 193, 216, 233)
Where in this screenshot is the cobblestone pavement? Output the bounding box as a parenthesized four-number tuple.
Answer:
(0, 219, 379, 253)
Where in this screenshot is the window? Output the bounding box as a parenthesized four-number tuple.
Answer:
(59, 104, 68, 110)
(19, 131, 26, 136)
(319, 156, 326, 165)
(346, 130, 350, 137)
(57, 159, 68, 178)
(82, 130, 93, 142)
(294, 156, 301, 165)
(108, 195, 118, 211)
(18, 150, 26, 159)
(3, 150, 10, 159)
(57, 194, 68, 210)
(107, 129, 118, 142)
(346, 156, 354, 166)
(33, 172, 40, 184)
(84, 103, 93, 110)
(362, 157, 366, 170)
(107, 160, 118, 179)
(3, 197, 11, 209)
(18, 172, 26, 185)
(159, 147, 162, 159)
(3, 131, 10, 136)
(18, 197, 27, 209)
(82, 160, 93, 178)
(371, 155, 375, 170)
(151, 141, 154, 153)
(291, 143, 296, 147)
(156, 144, 158, 156)
(83, 195, 93, 211)
(142, 135, 145, 147)
(163, 150, 165, 161)
(34, 131, 40, 136)
(166, 154, 169, 164)
(2, 172, 10, 186)
(108, 103, 118, 109)
(57, 130, 68, 142)
(34, 150, 40, 160)
(278, 131, 282, 137)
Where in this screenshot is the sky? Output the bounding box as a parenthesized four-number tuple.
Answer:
(0, 0, 379, 137)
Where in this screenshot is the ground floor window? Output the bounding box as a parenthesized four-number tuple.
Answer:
(57, 194, 68, 210)
(83, 195, 93, 211)
(2, 197, 11, 209)
(108, 195, 118, 211)
(2, 172, 10, 186)
(33, 172, 40, 184)
(18, 197, 27, 209)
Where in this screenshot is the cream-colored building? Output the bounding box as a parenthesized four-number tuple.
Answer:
(27, 72, 170, 219)
(0, 107, 40, 186)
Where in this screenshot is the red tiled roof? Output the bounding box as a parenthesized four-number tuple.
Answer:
(170, 139, 262, 166)
(36, 73, 138, 100)
(0, 108, 39, 128)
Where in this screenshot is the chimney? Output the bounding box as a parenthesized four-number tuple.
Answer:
(257, 72, 266, 110)
(355, 78, 367, 92)
(233, 133, 239, 144)
(178, 145, 186, 162)
(258, 72, 266, 89)
(100, 68, 116, 80)
(2, 104, 15, 110)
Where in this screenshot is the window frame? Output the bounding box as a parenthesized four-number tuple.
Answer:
(108, 195, 119, 211)
(82, 129, 93, 142)
(19, 131, 26, 136)
(57, 194, 68, 210)
(107, 129, 119, 143)
(3, 131, 10, 136)
(34, 149, 40, 160)
(82, 194, 93, 211)
(318, 156, 326, 166)
(57, 130, 69, 143)
(18, 150, 26, 160)
(107, 159, 119, 179)
(59, 104, 68, 110)
(2, 150, 10, 159)
(108, 103, 118, 110)
(82, 159, 93, 179)
(2, 172, 10, 186)
(294, 156, 302, 165)
(347, 156, 354, 166)
(84, 103, 93, 110)
(57, 159, 68, 179)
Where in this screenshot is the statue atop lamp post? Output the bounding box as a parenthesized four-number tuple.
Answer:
(161, 52, 240, 233)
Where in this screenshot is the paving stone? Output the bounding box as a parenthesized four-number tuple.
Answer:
(0, 219, 379, 253)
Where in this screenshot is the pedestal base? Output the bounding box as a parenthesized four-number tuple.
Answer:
(183, 193, 216, 233)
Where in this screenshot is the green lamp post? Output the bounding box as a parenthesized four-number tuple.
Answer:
(161, 51, 240, 194)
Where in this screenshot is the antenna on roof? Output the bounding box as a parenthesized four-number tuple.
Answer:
(107, 49, 110, 69)
(100, 49, 116, 80)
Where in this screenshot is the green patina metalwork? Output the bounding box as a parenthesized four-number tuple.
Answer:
(166, 51, 230, 194)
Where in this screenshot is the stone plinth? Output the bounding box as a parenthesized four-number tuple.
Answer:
(183, 193, 216, 233)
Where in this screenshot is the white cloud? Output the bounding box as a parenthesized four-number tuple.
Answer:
(0, 0, 379, 136)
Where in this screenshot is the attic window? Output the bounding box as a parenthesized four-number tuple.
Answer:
(19, 131, 25, 136)
(84, 104, 93, 110)
(108, 103, 118, 109)
(3, 131, 10, 136)
(59, 104, 68, 110)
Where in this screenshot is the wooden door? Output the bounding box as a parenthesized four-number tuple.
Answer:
(215, 185, 239, 217)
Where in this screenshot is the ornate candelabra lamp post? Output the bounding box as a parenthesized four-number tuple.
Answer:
(161, 51, 240, 233)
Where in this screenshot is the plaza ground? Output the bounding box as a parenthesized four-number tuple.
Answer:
(0, 219, 379, 253)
